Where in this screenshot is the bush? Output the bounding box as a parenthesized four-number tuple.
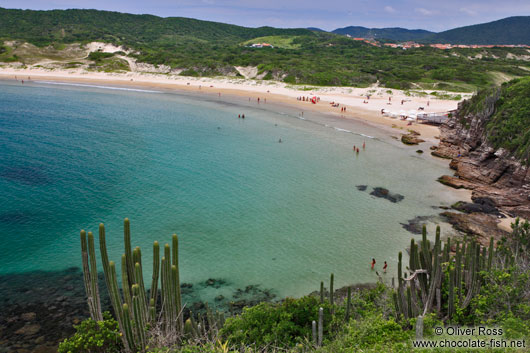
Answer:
(320, 313, 412, 352)
(58, 312, 123, 353)
(220, 295, 332, 348)
(88, 51, 115, 61)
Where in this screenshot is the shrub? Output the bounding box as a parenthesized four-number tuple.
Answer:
(58, 312, 123, 353)
(88, 51, 115, 61)
(220, 295, 332, 348)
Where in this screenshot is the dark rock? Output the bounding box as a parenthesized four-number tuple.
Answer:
(356, 185, 368, 191)
(214, 295, 224, 302)
(203, 278, 226, 289)
(440, 212, 508, 245)
(400, 216, 436, 234)
(452, 197, 502, 216)
(416, 150, 424, 154)
(370, 187, 404, 203)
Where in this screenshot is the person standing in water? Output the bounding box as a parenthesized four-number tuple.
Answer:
(363, 141, 366, 150)
(371, 258, 376, 270)
(383, 261, 388, 273)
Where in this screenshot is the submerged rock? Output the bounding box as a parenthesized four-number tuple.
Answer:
(400, 215, 436, 234)
(370, 187, 404, 203)
(356, 185, 368, 191)
(203, 278, 226, 288)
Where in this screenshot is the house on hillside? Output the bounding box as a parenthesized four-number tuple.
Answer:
(249, 43, 274, 48)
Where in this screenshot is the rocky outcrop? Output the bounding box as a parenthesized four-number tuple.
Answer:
(440, 212, 508, 246)
(401, 133, 425, 145)
(432, 100, 530, 219)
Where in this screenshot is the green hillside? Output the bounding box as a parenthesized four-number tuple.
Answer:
(1, 8, 529, 89)
(431, 16, 530, 45)
(460, 77, 530, 162)
(332, 26, 434, 41)
(0, 7, 312, 46)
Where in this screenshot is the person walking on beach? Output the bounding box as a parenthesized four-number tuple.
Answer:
(371, 258, 376, 270)
(383, 261, 388, 273)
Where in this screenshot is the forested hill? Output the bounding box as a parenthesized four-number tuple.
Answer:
(1, 7, 529, 90)
(0, 7, 313, 46)
(431, 16, 530, 45)
(332, 26, 434, 41)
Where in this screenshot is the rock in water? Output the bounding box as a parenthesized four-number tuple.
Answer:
(370, 187, 404, 203)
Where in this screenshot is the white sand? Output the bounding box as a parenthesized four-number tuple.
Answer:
(0, 66, 469, 140)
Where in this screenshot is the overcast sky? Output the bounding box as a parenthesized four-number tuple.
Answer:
(1, 0, 529, 32)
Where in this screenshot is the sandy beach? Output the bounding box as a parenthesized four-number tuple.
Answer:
(0, 67, 467, 142)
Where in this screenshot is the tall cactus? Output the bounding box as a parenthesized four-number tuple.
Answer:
(80, 230, 103, 321)
(329, 273, 334, 308)
(79, 219, 203, 353)
(394, 225, 496, 323)
(345, 286, 351, 321)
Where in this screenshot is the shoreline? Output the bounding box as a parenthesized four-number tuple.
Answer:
(0, 68, 462, 142)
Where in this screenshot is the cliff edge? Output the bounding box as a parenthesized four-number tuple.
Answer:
(432, 78, 530, 219)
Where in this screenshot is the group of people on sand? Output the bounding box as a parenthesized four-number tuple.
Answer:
(297, 96, 319, 102)
(352, 141, 366, 155)
(371, 258, 388, 273)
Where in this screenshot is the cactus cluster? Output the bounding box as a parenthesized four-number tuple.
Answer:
(80, 219, 224, 352)
(393, 225, 496, 322)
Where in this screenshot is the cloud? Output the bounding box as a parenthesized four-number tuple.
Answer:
(459, 7, 477, 16)
(384, 6, 396, 13)
(415, 8, 436, 16)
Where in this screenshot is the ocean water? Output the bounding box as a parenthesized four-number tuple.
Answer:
(0, 80, 463, 304)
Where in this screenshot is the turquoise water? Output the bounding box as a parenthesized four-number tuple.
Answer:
(0, 80, 462, 303)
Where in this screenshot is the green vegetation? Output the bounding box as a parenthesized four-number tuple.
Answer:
(64, 217, 530, 352)
(88, 51, 115, 61)
(220, 296, 333, 348)
(58, 312, 123, 353)
(432, 16, 530, 45)
(458, 77, 530, 162)
(0, 8, 529, 88)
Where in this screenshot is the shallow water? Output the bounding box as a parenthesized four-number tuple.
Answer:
(0, 80, 462, 304)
